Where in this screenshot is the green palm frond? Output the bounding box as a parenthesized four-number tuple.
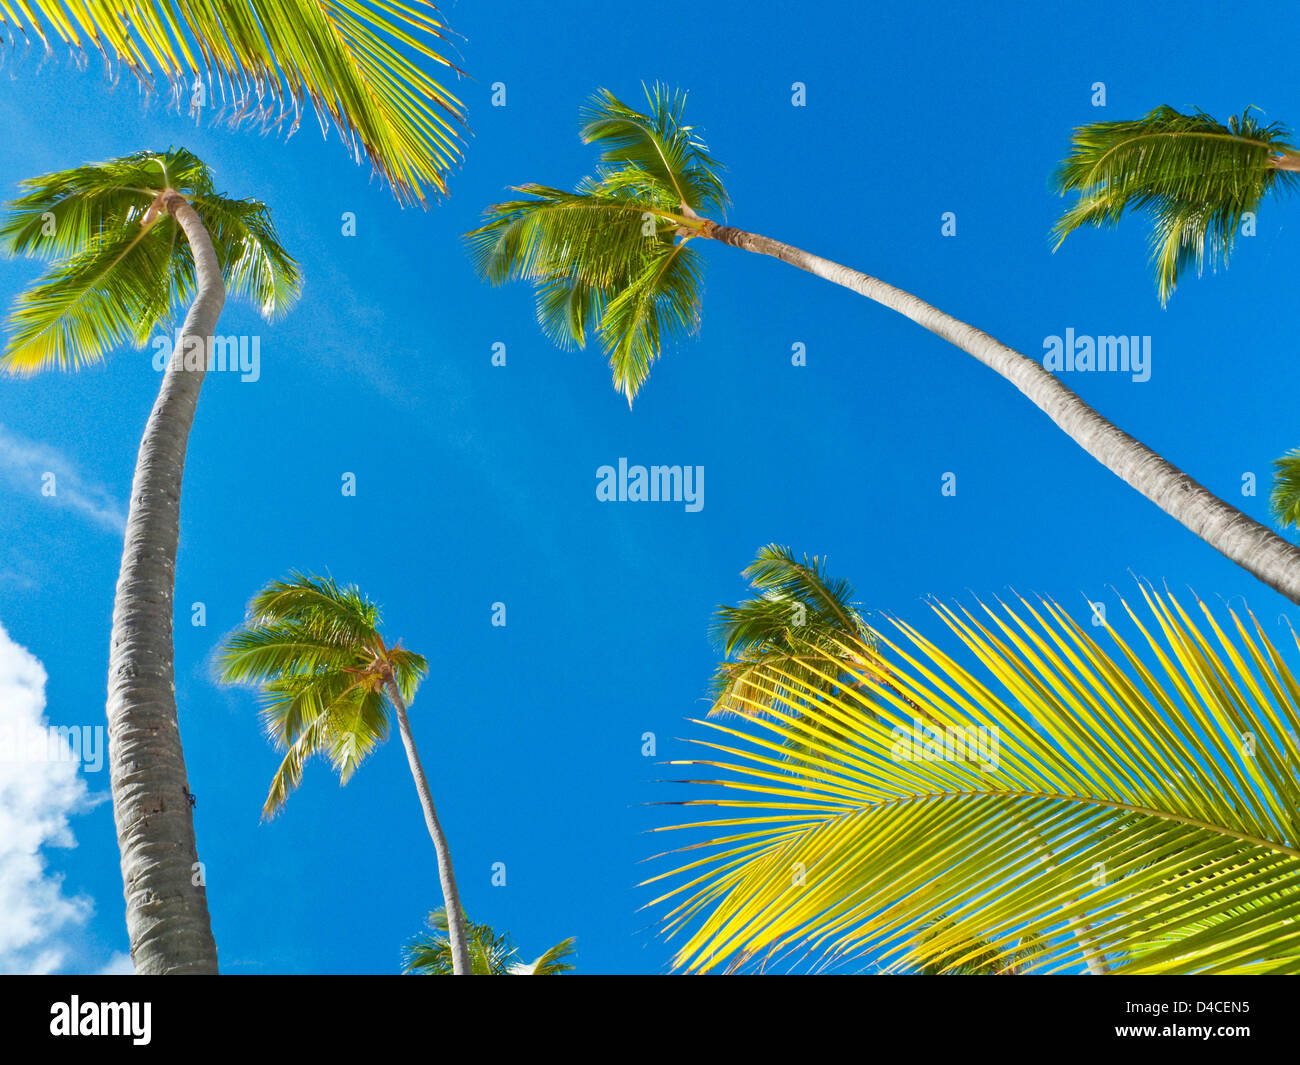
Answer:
(1052, 105, 1300, 304)
(1, 148, 301, 373)
(647, 585, 1300, 975)
(467, 84, 726, 403)
(218, 572, 425, 818)
(404, 909, 575, 975)
(509, 937, 577, 975)
(1271, 448, 1300, 529)
(0, 0, 466, 206)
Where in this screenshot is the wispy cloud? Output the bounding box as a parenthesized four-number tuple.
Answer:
(0, 618, 105, 974)
(0, 422, 126, 534)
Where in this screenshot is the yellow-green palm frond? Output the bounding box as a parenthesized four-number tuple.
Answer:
(467, 84, 726, 404)
(1, 148, 300, 373)
(0, 0, 466, 206)
(646, 585, 1300, 975)
(1052, 105, 1300, 304)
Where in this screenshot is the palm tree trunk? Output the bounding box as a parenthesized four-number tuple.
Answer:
(704, 223, 1300, 608)
(1023, 825, 1109, 974)
(384, 678, 473, 976)
(107, 190, 222, 974)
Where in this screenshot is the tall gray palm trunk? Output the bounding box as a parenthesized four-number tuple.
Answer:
(384, 675, 473, 975)
(701, 223, 1300, 608)
(107, 190, 222, 974)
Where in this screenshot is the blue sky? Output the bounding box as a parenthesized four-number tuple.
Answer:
(1, 0, 1299, 974)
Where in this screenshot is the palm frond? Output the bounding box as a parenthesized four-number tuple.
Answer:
(0, 0, 466, 206)
(1052, 105, 1300, 303)
(1271, 448, 1300, 529)
(647, 585, 1300, 975)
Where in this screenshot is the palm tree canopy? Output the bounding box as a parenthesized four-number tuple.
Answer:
(218, 572, 427, 818)
(1051, 105, 1300, 304)
(467, 84, 726, 402)
(0, 1, 465, 205)
(0, 148, 301, 374)
(647, 585, 1300, 975)
(710, 544, 874, 722)
(404, 908, 576, 975)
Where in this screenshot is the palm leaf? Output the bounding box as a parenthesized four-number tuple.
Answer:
(0, 0, 467, 205)
(1271, 448, 1300, 529)
(647, 585, 1300, 974)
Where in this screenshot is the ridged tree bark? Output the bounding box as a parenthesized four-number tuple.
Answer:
(385, 676, 473, 975)
(701, 223, 1300, 607)
(107, 190, 222, 974)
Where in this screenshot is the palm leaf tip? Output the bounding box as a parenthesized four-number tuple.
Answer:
(1051, 105, 1300, 303)
(1270, 448, 1300, 528)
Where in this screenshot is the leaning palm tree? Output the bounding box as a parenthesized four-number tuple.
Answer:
(404, 908, 576, 975)
(645, 584, 1300, 974)
(0, 0, 466, 205)
(218, 573, 473, 975)
(1052, 106, 1300, 305)
(469, 86, 1300, 609)
(1, 149, 300, 973)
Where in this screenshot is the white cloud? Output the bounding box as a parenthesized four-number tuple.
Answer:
(0, 618, 104, 973)
(0, 422, 126, 534)
(96, 951, 135, 975)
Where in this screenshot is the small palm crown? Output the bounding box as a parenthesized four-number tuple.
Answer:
(1, 147, 300, 374)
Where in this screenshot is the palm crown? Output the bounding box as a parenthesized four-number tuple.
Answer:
(468, 84, 727, 402)
(218, 573, 429, 818)
(1052, 105, 1300, 304)
(710, 545, 876, 723)
(0, 147, 301, 374)
(1, 1, 466, 205)
(404, 908, 576, 975)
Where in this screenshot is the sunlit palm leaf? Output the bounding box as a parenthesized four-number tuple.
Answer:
(647, 586, 1300, 974)
(1052, 106, 1300, 303)
(0, 0, 466, 205)
(1270, 448, 1300, 529)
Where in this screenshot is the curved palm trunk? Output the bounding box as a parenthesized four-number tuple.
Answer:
(107, 191, 222, 974)
(704, 224, 1300, 608)
(385, 678, 473, 975)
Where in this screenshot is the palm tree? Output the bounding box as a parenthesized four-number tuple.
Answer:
(0, 0, 466, 205)
(645, 583, 1300, 974)
(404, 908, 576, 975)
(468, 86, 1300, 610)
(1, 149, 300, 973)
(1051, 106, 1300, 305)
(1053, 107, 1300, 555)
(218, 573, 474, 975)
